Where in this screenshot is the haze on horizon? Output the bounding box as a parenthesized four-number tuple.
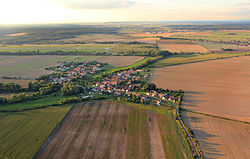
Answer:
(0, 0, 249, 24)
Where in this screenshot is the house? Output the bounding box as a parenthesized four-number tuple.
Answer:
(154, 99, 161, 106)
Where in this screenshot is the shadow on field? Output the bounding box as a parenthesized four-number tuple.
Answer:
(182, 91, 204, 110)
(182, 112, 225, 159)
(185, 91, 204, 95)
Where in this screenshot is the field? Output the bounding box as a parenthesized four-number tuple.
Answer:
(96, 57, 159, 78)
(196, 42, 250, 53)
(60, 34, 137, 42)
(94, 56, 144, 67)
(0, 105, 72, 159)
(36, 101, 192, 159)
(0, 79, 32, 88)
(0, 55, 95, 79)
(150, 53, 250, 68)
(109, 44, 159, 56)
(0, 55, 144, 79)
(151, 56, 250, 158)
(170, 30, 250, 42)
(0, 44, 112, 54)
(0, 95, 74, 112)
(0, 44, 112, 49)
(156, 40, 209, 53)
(182, 112, 250, 159)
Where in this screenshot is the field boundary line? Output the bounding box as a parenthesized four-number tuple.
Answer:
(32, 103, 77, 159)
(153, 53, 248, 68)
(175, 106, 201, 159)
(182, 109, 250, 125)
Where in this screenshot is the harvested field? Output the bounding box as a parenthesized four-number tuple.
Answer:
(150, 53, 245, 68)
(152, 56, 250, 158)
(36, 101, 192, 159)
(7, 33, 26, 36)
(94, 56, 144, 67)
(157, 40, 209, 53)
(182, 112, 250, 159)
(0, 55, 95, 78)
(152, 56, 250, 122)
(135, 38, 159, 44)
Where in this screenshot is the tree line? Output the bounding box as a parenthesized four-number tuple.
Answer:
(0, 82, 21, 93)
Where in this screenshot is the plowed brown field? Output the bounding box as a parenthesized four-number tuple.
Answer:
(35, 101, 192, 159)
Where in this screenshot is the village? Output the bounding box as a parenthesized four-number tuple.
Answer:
(46, 61, 104, 84)
(91, 68, 178, 106)
(44, 61, 179, 106)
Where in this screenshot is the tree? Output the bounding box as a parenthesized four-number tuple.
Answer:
(0, 97, 7, 105)
(9, 94, 18, 103)
(144, 83, 156, 91)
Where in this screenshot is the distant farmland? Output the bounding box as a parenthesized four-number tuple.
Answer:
(156, 40, 209, 53)
(150, 53, 249, 68)
(0, 55, 96, 79)
(36, 101, 193, 159)
(0, 44, 111, 54)
(0, 55, 144, 80)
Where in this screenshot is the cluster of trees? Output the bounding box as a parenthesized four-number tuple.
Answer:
(0, 93, 31, 105)
(0, 82, 21, 93)
(38, 83, 61, 96)
(143, 83, 156, 91)
(28, 81, 42, 91)
(61, 84, 85, 96)
(0, 83, 62, 105)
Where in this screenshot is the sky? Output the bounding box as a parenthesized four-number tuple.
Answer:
(0, 0, 249, 24)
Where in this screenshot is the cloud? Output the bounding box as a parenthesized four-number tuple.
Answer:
(59, 0, 136, 9)
(237, 1, 250, 6)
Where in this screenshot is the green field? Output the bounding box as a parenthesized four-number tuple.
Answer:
(127, 108, 151, 159)
(150, 53, 249, 68)
(95, 56, 160, 78)
(0, 95, 73, 112)
(0, 105, 72, 159)
(124, 102, 193, 159)
(156, 109, 193, 159)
